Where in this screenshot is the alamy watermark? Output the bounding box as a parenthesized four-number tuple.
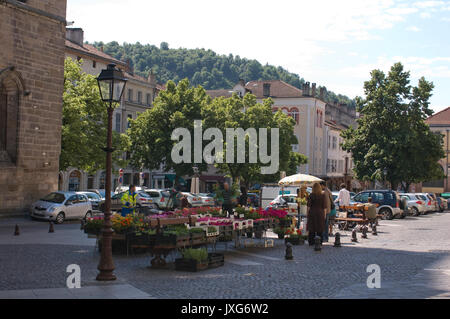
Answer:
(366, 264, 381, 288)
(171, 120, 279, 174)
(66, 264, 81, 289)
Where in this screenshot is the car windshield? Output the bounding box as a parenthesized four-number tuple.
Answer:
(138, 191, 150, 198)
(161, 191, 170, 197)
(85, 193, 100, 200)
(98, 190, 114, 198)
(40, 192, 66, 204)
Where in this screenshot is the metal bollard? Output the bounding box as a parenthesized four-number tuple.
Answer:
(362, 226, 368, 239)
(372, 225, 378, 236)
(48, 221, 55, 233)
(285, 242, 293, 260)
(14, 224, 20, 236)
(351, 229, 358, 242)
(334, 232, 341, 247)
(314, 236, 322, 251)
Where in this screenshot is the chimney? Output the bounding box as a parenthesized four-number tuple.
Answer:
(263, 83, 271, 97)
(319, 87, 324, 99)
(239, 79, 245, 87)
(127, 58, 133, 74)
(311, 83, 316, 97)
(100, 45, 104, 52)
(148, 69, 156, 84)
(66, 28, 84, 47)
(303, 82, 310, 96)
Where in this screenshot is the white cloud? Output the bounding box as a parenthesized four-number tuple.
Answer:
(406, 26, 421, 31)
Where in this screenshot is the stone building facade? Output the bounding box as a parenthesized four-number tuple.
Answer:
(0, 0, 67, 214)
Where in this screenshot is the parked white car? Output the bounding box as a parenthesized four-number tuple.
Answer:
(181, 192, 203, 207)
(415, 193, 436, 213)
(144, 189, 171, 209)
(31, 191, 93, 224)
(400, 193, 427, 216)
(197, 193, 215, 206)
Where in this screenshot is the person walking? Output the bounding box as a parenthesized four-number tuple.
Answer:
(365, 197, 378, 228)
(222, 182, 234, 217)
(307, 182, 326, 246)
(335, 183, 350, 211)
(120, 185, 137, 216)
(180, 194, 189, 209)
(321, 181, 333, 242)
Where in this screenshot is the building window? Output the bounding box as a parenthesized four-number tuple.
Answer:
(92, 60, 96, 68)
(68, 170, 81, 191)
(127, 114, 132, 129)
(137, 91, 142, 104)
(290, 107, 299, 124)
(128, 89, 133, 102)
(146, 93, 151, 105)
(332, 136, 337, 149)
(115, 113, 121, 132)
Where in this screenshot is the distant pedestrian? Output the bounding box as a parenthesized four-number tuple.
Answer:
(120, 185, 137, 216)
(335, 183, 350, 211)
(222, 182, 234, 217)
(239, 186, 248, 207)
(180, 194, 189, 209)
(365, 197, 378, 228)
(321, 181, 333, 242)
(307, 182, 326, 246)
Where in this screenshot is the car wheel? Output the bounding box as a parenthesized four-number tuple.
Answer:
(380, 208, 393, 220)
(55, 212, 65, 224)
(84, 211, 92, 220)
(411, 207, 420, 216)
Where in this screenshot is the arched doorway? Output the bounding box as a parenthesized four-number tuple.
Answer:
(68, 170, 81, 191)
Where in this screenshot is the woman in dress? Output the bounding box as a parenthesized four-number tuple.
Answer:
(307, 182, 326, 246)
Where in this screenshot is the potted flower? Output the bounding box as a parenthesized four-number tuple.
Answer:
(175, 248, 209, 272)
(284, 228, 305, 245)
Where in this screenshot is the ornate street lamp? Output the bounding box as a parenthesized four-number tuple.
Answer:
(96, 64, 127, 281)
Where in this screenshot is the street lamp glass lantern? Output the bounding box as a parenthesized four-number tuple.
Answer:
(97, 64, 127, 104)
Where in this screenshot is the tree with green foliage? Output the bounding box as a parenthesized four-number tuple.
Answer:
(128, 79, 209, 181)
(202, 93, 307, 192)
(61, 58, 129, 174)
(341, 62, 444, 191)
(90, 41, 356, 108)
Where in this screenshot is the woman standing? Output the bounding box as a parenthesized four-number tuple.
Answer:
(307, 182, 326, 246)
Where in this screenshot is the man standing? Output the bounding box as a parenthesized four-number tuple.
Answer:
(321, 181, 333, 242)
(365, 197, 378, 228)
(222, 182, 234, 217)
(335, 183, 350, 211)
(121, 185, 137, 216)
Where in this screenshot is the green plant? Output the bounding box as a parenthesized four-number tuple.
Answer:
(273, 227, 286, 235)
(188, 227, 205, 234)
(181, 248, 208, 263)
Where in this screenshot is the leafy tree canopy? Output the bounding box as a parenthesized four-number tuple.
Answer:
(61, 58, 129, 174)
(341, 62, 444, 190)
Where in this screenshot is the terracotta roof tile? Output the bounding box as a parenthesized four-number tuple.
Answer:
(426, 107, 450, 125)
(65, 40, 126, 67)
(245, 80, 303, 98)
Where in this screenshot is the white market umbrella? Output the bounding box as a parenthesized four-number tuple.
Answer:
(278, 173, 323, 187)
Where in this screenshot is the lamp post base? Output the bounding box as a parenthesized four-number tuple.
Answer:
(96, 272, 116, 281)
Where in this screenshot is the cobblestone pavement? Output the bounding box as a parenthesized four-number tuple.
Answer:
(0, 212, 450, 298)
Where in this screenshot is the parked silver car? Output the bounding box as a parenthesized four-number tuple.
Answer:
(31, 191, 93, 224)
(400, 193, 427, 216)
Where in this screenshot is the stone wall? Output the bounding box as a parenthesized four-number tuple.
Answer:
(0, 0, 66, 215)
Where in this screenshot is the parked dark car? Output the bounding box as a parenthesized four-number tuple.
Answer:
(352, 190, 403, 220)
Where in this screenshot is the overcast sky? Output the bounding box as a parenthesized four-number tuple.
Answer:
(67, 0, 450, 112)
